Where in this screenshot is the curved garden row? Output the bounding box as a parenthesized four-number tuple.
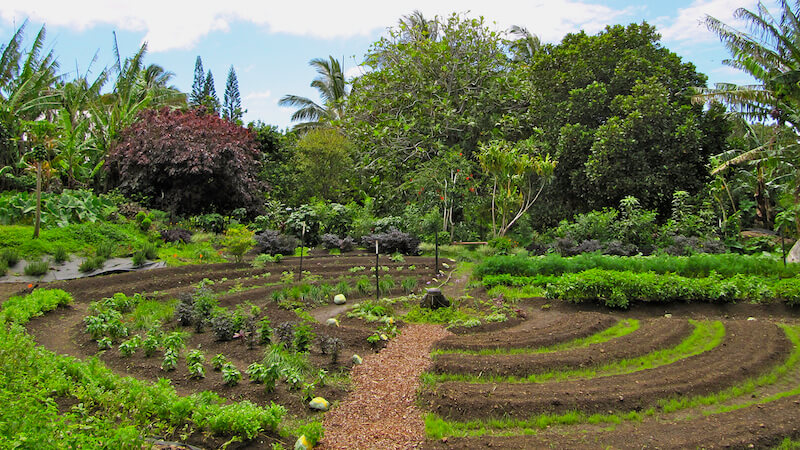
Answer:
(434, 312, 617, 351)
(424, 393, 800, 449)
(423, 320, 790, 420)
(430, 318, 694, 377)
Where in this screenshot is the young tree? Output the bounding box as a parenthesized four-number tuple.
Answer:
(478, 136, 556, 237)
(202, 70, 220, 114)
(189, 56, 205, 107)
(223, 65, 243, 123)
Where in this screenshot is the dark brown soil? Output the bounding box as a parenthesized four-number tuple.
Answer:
(23, 253, 441, 446)
(425, 394, 800, 449)
(430, 318, 694, 377)
(423, 320, 791, 420)
(433, 312, 618, 351)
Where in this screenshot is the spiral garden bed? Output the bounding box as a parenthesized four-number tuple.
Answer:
(10, 252, 800, 449)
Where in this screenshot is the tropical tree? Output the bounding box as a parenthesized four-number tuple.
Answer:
(278, 56, 347, 132)
(477, 136, 556, 237)
(223, 65, 243, 123)
(696, 0, 800, 129)
(190, 56, 205, 107)
(507, 25, 541, 62)
(697, 1, 800, 233)
(0, 21, 60, 188)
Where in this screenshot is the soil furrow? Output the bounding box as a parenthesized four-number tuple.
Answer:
(424, 320, 791, 420)
(434, 312, 618, 351)
(431, 318, 693, 377)
(425, 394, 800, 449)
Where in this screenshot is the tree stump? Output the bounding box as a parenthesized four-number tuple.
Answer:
(420, 288, 450, 309)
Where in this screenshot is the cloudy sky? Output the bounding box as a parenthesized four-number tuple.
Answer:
(0, 0, 767, 129)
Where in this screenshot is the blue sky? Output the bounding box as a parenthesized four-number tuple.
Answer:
(0, 0, 767, 130)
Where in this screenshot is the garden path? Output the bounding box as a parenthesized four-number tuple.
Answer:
(319, 322, 451, 449)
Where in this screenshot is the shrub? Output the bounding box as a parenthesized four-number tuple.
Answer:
(275, 322, 295, 348)
(142, 332, 160, 357)
(194, 213, 226, 233)
(361, 228, 420, 255)
(142, 242, 158, 260)
(488, 236, 515, 255)
(0, 259, 6, 276)
(211, 310, 237, 341)
(23, 259, 49, 276)
(162, 332, 185, 352)
(222, 225, 255, 263)
(108, 108, 265, 216)
(339, 236, 355, 252)
(255, 230, 299, 256)
(320, 233, 342, 250)
(118, 336, 141, 357)
(186, 349, 205, 366)
(160, 228, 193, 244)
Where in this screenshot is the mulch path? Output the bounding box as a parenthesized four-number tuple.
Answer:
(320, 323, 452, 449)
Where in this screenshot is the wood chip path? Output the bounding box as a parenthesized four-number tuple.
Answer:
(319, 323, 452, 449)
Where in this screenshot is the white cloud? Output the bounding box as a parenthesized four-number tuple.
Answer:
(659, 0, 775, 42)
(345, 65, 367, 80)
(244, 90, 272, 101)
(1, 0, 631, 51)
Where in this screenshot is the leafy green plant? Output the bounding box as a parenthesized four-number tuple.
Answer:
(335, 280, 352, 295)
(23, 259, 49, 276)
(221, 362, 242, 386)
(162, 332, 185, 352)
(378, 276, 396, 295)
(222, 224, 255, 262)
(161, 348, 178, 371)
(293, 323, 315, 353)
(212, 353, 228, 371)
(391, 252, 405, 263)
(118, 336, 141, 357)
(401, 277, 418, 294)
(211, 309, 237, 341)
(186, 349, 205, 366)
(349, 266, 366, 273)
(142, 332, 160, 357)
(188, 362, 206, 379)
(356, 276, 372, 295)
(97, 337, 112, 349)
(259, 317, 273, 345)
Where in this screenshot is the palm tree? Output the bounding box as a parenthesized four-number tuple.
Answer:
(398, 10, 440, 42)
(507, 25, 541, 62)
(696, 1, 800, 232)
(0, 21, 60, 187)
(279, 56, 347, 132)
(694, 1, 800, 129)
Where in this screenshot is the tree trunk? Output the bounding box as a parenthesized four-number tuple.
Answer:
(33, 161, 41, 239)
